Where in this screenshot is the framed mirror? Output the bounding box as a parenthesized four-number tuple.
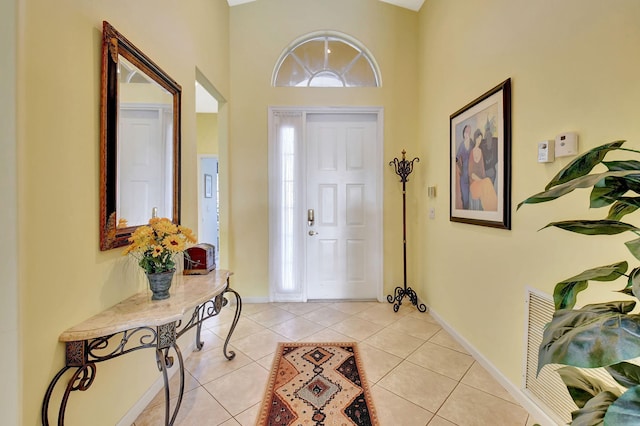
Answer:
(100, 21, 182, 250)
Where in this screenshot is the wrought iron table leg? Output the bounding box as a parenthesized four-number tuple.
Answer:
(194, 304, 205, 351)
(222, 287, 242, 360)
(42, 366, 69, 426)
(156, 343, 184, 426)
(41, 362, 97, 426)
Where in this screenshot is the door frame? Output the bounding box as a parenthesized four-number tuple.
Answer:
(268, 106, 384, 302)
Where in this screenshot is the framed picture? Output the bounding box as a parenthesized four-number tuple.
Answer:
(204, 174, 213, 198)
(450, 78, 511, 229)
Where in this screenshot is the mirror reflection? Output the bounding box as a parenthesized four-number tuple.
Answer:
(100, 21, 182, 251)
(117, 56, 174, 227)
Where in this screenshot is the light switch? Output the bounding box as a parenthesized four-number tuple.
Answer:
(538, 140, 554, 163)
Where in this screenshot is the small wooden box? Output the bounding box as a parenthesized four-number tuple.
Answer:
(183, 243, 216, 275)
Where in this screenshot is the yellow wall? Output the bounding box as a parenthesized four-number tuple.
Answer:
(16, 0, 640, 423)
(197, 113, 219, 155)
(229, 0, 419, 298)
(417, 0, 640, 385)
(1, 0, 19, 423)
(18, 1, 229, 424)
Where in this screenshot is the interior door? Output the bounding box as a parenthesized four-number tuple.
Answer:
(305, 113, 380, 300)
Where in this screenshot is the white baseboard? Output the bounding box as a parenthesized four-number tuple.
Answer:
(426, 306, 558, 426)
(242, 296, 270, 303)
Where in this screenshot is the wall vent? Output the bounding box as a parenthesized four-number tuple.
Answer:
(525, 288, 631, 425)
(524, 288, 574, 424)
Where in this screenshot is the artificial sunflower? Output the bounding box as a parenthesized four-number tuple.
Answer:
(123, 217, 196, 273)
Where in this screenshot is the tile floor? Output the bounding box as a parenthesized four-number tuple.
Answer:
(134, 301, 540, 425)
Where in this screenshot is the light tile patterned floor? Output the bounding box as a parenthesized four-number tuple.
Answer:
(133, 301, 540, 425)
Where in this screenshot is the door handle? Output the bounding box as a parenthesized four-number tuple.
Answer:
(308, 230, 319, 236)
(307, 209, 315, 227)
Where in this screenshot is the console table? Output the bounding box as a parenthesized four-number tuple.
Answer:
(41, 269, 241, 426)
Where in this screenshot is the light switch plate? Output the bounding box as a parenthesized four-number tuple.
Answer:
(538, 140, 554, 163)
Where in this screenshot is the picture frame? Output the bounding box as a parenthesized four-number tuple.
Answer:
(450, 78, 511, 229)
(204, 174, 213, 198)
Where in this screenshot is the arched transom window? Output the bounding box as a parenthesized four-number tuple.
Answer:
(272, 32, 381, 87)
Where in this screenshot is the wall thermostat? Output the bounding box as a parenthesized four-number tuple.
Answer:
(555, 132, 578, 157)
(538, 140, 554, 163)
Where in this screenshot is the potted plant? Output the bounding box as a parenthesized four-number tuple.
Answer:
(123, 217, 197, 300)
(519, 140, 640, 425)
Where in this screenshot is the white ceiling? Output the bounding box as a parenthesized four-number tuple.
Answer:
(377, 0, 425, 11)
(195, 81, 218, 113)
(227, 0, 425, 12)
(227, 0, 257, 6)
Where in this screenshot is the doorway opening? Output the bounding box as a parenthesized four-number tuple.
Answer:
(268, 107, 383, 302)
(195, 70, 225, 265)
(199, 155, 219, 264)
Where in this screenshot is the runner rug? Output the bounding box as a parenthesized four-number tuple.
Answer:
(257, 342, 379, 426)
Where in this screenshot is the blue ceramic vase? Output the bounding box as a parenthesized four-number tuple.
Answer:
(146, 269, 175, 300)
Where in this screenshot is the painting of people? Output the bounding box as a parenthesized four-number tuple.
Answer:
(450, 79, 511, 229)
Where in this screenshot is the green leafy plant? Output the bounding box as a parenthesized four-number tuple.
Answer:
(519, 141, 640, 425)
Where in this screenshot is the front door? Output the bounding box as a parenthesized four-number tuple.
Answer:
(305, 113, 381, 300)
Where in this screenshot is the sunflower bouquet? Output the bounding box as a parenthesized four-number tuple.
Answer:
(123, 217, 197, 274)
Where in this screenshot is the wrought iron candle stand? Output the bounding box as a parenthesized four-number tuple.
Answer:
(387, 150, 427, 313)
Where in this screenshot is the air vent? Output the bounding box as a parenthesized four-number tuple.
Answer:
(523, 288, 574, 424)
(525, 288, 632, 424)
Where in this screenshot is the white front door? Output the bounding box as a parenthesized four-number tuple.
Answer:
(305, 113, 381, 300)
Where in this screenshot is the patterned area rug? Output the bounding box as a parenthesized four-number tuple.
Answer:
(257, 342, 379, 426)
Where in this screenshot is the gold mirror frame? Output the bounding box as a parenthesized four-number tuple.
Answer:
(99, 21, 182, 250)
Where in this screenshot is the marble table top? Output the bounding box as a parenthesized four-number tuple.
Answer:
(59, 270, 233, 342)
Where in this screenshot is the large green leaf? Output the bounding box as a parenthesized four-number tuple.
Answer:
(606, 362, 640, 389)
(607, 198, 640, 221)
(604, 160, 640, 172)
(542, 220, 639, 235)
(562, 262, 628, 283)
(626, 267, 640, 288)
(619, 288, 635, 297)
(603, 161, 640, 192)
(558, 366, 621, 409)
(604, 386, 640, 425)
(554, 281, 589, 310)
(518, 170, 640, 210)
(545, 141, 626, 190)
(553, 262, 628, 310)
(571, 391, 617, 426)
(624, 179, 640, 194)
(625, 238, 640, 261)
(590, 178, 630, 208)
(538, 301, 640, 372)
(628, 267, 640, 299)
